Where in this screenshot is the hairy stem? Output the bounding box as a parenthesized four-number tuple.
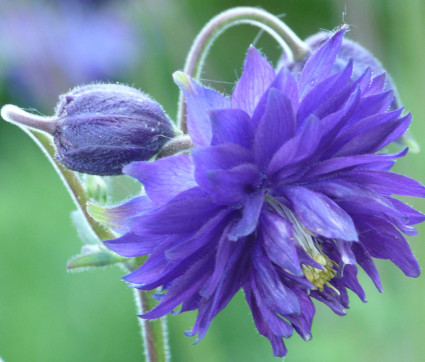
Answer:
(177, 6, 309, 131)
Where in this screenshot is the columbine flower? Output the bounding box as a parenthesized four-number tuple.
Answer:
(94, 27, 425, 357)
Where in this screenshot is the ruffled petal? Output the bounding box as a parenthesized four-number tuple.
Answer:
(207, 164, 261, 205)
(284, 186, 358, 241)
(298, 27, 346, 96)
(357, 216, 420, 277)
(210, 108, 253, 148)
(340, 170, 425, 197)
(104, 232, 161, 257)
(253, 88, 296, 170)
(260, 208, 303, 276)
(231, 46, 275, 115)
(228, 190, 265, 240)
(130, 187, 219, 234)
(192, 143, 253, 191)
(123, 154, 197, 204)
(173, 71, 230, 146)
(88, 196, 154, 234)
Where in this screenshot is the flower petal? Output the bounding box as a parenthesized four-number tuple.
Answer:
(192, 143, 253, 191)
(250, 66, 299, 127)
(210, 108, 253, 148)
(351, 242, 382, 292)
(304, 148, 407, 180)
(252, 245, 301, 316)
(173, 71, 230, 146)
(254, 88, 296, 170)
(298, 27, 346, 96)
(231, 46, 275, 115)
(340, 170, 425, 197)
(104, 232, 161, 257)
(228, 190, 265, 240)
(260, 209, 303, 276)
(284, 186, 358, 241)
(130, 187, 219, 234)
(357, 216, 420, 277)
(123, 154, 197, 204)
(207, 164, 261, 205)
(88, 196, 154, 234)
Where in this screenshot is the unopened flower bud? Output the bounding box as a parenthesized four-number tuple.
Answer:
(1, 84, 176, 175)
(54, 84, 176, 175)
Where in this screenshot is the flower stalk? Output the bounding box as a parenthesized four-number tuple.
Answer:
(177, 6, 309, 131)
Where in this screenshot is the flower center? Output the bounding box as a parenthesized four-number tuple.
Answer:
(267, 196, 338, 292)
(301, 254, 337, 292)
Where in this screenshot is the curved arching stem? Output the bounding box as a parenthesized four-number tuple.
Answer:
(177, 6, 309, 132)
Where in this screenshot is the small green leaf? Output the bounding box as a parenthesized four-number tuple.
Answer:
(67, 245, 128, 272)
(71, 210, 101, 245)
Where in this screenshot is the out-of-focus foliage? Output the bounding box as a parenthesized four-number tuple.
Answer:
(0, 0, 424, 361)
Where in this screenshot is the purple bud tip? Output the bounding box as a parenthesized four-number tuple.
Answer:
(54, 83, 176, 175)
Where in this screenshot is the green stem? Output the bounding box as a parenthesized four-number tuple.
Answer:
(177, 6, 309, 131)
(29, 130, 169, 362)
(23, 128, 114, 240)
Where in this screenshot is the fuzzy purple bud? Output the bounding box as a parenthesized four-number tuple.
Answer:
(54, 84, 175, 175)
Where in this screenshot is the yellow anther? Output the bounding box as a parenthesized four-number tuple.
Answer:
(302, 253, 338, 292)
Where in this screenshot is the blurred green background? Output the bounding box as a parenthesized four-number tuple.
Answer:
(1, 0, 425, 361)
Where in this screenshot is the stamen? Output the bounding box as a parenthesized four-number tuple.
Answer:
(267, 197, 338, 291)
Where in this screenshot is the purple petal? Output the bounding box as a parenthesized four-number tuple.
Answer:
(387, 198, 425, 225)
(130, 187, 219, 234)
(304, 148, 407, 180)
(173, 71, 230, 146)
(345, 90, 394, 126)
(165, 209, 230, 261)
(192, 143, 253, 191)
(267, 115, 322, 177)
(141, 256, 213, 319)
(253, 88, 296, 169)
(298, 27, 346, 96)
(260, 209, 303, 276)
(366, 73, 386, 95)
(375, 112, 411, 150)
(231, 46, 275, 115)
(357, 216, 420, 277)
(341, 264, 366, 302)
(228, 190, 265, 240)
(284, 285, 315, 341)
(210, 108, 253, 148)
(351, 242, 382, 292)
(297, 59, 353, 124)
(310, 287, 347, 316)
(208, 164, 261, 205)
(251, 66, 299, 127)
(244, 283, 290, 357)
(87, 196, 154, 234)
(201, 226, 247, 298)
(284, 186, 358, 241)
(340, 170, 425, 197)
(333, 112, 409, 157)
(104, 232, 161, 257)
(192, 143, 252, 171)
(123, 154, 197, 204)
(252, 245, 301, 316)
